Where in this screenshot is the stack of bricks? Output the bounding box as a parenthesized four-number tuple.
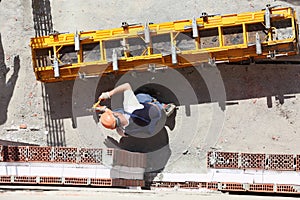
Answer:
(0, 146, 146, 167)
(276, 184, 299, 193)
(0, 145, 146, 188)
(151, 181, 210, 189)
(151, 181, 300, 194)
(207, 151, 300, 171)
(150, 151, 300, 194)
(113, 149, 146, 168)
(0, 176, 145, 187)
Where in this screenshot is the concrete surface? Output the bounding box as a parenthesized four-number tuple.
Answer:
(0, 186, 298, 200)
(0, 0, 300, 191)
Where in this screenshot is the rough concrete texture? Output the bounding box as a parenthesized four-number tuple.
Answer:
(0, 187, 298, 200)
(1, 0, 300, 179)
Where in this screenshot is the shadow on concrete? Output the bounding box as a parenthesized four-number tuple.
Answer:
(42, 83, 68, 146)
(220, 63, 300, 105)
(40, 62, 300, 143)
(0, 33, 20, 125)
(0, 139, 38, 146)
(35, 61, 300, 179)
(104, 126, 172, 181)
(102, 106, 177, 180)
(31, 0, 53, 37)
(104, 127, 171, 169)
(279, 0, 300, 6)
(31, 0, 67, 146)
(177, 63, 300, 107)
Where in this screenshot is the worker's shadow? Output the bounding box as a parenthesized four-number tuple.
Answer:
(104, 110, 177, 173)
(0, 33, 20, 125)
(281, 0, 300, 6)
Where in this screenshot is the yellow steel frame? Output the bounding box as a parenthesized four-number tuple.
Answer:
(30, 7, 299, 82)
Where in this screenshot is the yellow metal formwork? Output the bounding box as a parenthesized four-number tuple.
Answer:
(30, 6, 298, 82)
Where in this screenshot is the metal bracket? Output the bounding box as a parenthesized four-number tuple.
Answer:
(200, 12, 220, 23)
(120, 38, 130, 54)
(74, 30, 80, 51)
(53, 58, 60, 78)
(78, 72, 99, 80)
(121, 21, 143, 29)
(137, 22, 155, 43)
(184, 16, 203, 36)
(148, 64, 168, 73)
(49, 30, 69, 36)
(208, 58, 216, 65)
(144, 22, 151, 44)
(208, 57, 229, 65)
(192, 16, 199, 38)
(267, 50, 288, 59)
(264, 4, 281, 29)
(112, 49, 118, 71)
(171, 44, 177, 64)
(264, 5, 271, 29)
(256, 32, 262, 55)
(78, 72, 86, 79)
(121, 22, 129, 29)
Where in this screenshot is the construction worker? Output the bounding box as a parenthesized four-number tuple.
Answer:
(98, 83, 176, 137)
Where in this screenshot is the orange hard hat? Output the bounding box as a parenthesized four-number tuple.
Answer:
(100, 109, 117, 130)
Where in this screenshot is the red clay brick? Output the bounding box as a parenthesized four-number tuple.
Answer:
(64, 177, 88, 185)
(241, 153, 266, 169)
(207, 152, 239, 169)
(90, 178, 112, 186)
(267, 154, 294, 171)
(28, 146, 52, 162)
(0, 176, 11, 183)
(52, 147, 77, 163)
(277, 184, 299, 193)
(79, 148, 103, 164)
(14, 176, 36, 184)
(249, 184, 274, 192)
(6, 146, 28, 162)
(39, 176, 62, 184)
(220, 182, 244, 191)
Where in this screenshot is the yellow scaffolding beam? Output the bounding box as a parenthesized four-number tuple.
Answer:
(30, 6, 299, 82)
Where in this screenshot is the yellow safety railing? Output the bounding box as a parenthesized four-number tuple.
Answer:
(30, 6, 298, 82)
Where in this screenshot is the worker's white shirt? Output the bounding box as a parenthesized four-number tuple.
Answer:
(123, 89, 144, 121)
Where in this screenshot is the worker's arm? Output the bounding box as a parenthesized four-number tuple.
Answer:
(108, 83, 132, 97)
(99, 83, 132, 100)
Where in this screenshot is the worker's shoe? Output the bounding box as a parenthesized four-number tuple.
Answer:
(163, 103, 176, 117)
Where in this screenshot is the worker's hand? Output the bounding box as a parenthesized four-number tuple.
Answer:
(116, 128, 128, 137)
(98, 92, 110, 101)
(94, 105, 107, 112)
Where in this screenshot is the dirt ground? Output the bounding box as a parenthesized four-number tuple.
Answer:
(1, 0, 300, 186)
